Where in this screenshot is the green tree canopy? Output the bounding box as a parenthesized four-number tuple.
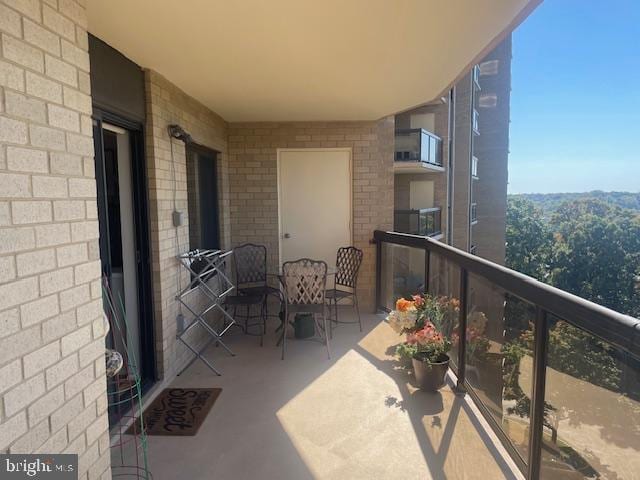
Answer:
(549, 199, 640, 317)
(505, 197, 553, 280)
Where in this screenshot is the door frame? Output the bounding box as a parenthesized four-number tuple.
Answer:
(276, 147, 353, 266)
(92, 108, 157, 386)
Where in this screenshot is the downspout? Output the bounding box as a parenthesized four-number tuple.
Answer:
(446, 87, 455, 245)
(467, 73, 475, 252)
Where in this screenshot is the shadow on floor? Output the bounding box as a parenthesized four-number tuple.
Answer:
(139, 311, 519, 480)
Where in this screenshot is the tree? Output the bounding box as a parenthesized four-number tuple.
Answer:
(549, 199, 640, 317)
(505, 197, 553, 280)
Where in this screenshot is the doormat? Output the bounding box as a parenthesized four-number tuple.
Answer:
(126, 388, 221, 436)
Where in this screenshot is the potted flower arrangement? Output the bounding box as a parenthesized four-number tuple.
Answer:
(387, 294, 452, 391)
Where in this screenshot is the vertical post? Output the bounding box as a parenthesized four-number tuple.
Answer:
(456, 267, 468, 393)
(375, 238, 382, 311)
(527, 307, 548, 480)
(446, 87, 455, 245)
(424, 249, 431, 295)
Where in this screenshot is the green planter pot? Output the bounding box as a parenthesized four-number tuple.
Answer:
(294, 313, 315, 339)
(412, 353, 450, 392)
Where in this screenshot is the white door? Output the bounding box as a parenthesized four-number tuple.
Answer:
(278, 148, 351, 267)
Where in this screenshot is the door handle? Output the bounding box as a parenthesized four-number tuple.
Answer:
(283, 233, 291, 239)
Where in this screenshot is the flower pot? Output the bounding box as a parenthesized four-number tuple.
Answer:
(412, 353, 449, 392)
(294, 313, 315, 339)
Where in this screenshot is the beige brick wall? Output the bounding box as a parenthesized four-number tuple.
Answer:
(0, 1, 110, 478)
(144, 70, 230, 380)
(472, 35, 511, 265)
(227, 119, 395, 311)
(142, 72, 394, 383)
(452, 72, 474, 252)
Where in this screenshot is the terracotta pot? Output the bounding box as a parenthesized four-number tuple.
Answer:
(412, 353, 450, 392)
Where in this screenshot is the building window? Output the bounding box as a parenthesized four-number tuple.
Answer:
(478, 93, 498, 108)
(186, 145, 220, 250)
(472, 156, 479, 178)
(479, 59, 499, 76)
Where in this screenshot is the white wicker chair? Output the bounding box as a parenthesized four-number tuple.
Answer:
(280, 258, 330, 360)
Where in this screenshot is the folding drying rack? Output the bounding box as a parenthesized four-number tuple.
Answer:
(175, 249, 236, 376)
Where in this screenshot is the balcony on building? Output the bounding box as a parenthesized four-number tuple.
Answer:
(471, 202, 478, 224)
(394, 128, 445, 174)
(473, 109, 480, 135)
(394, 207, 443, 238)
(473, 64, 482, 90)
(6, 2, 639, 480)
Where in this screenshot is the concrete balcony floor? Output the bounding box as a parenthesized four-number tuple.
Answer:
(142, 311, 521, 480)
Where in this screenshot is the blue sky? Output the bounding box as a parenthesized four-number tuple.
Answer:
(508, 0, 640, 194)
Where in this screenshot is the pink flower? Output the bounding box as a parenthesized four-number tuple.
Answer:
(412, 295, 425, 308)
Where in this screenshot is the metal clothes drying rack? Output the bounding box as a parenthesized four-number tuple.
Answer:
(176, 249, 236, 376)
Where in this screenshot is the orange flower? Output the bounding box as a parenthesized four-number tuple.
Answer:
(395, 298, 415, 312)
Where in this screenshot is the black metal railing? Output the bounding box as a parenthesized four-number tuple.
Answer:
(394, 128, 443, 166)
(374, 230, 640, 480)
(394, 208, 442, 237)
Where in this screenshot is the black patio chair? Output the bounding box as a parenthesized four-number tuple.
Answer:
(233, 243, 282, 324)
(223, 292, 267, 345)
(326, 246, 364, 334)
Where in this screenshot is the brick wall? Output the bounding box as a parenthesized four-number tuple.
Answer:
(144, 70, 229, 380)
(452, 71, 473, 251)
(473, 35, 511, 265)
(143, 74, 395, 380)
(0, 0, 110, 478)
(227, 119, 395, 311)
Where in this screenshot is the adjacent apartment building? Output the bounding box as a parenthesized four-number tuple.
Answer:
(393, 35, 512, 266)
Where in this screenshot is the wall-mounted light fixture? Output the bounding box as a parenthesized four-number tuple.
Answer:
(168, 124, 192, 143)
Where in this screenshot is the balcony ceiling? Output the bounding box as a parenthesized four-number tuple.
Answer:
(87, 0, 537, 122)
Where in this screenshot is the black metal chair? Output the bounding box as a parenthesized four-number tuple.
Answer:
(223, 292, 266, 344)
(280, 258, 330, 360)
(326, 246, 364, 334)
(233, 243, 283, 326)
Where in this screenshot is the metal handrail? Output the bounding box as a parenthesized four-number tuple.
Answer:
(393, 207, 441, 214)
(395, 128, 442, 142)
(374, 229, 640, 479)
(374, 230, 640, 358)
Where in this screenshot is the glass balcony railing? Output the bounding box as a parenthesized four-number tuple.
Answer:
(394, 128, 443, 166)
(473, 64, 481, 89)
(374, 230, 640, 480)
(394, 208, 442, 237)
(473, 109, 480, 135)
